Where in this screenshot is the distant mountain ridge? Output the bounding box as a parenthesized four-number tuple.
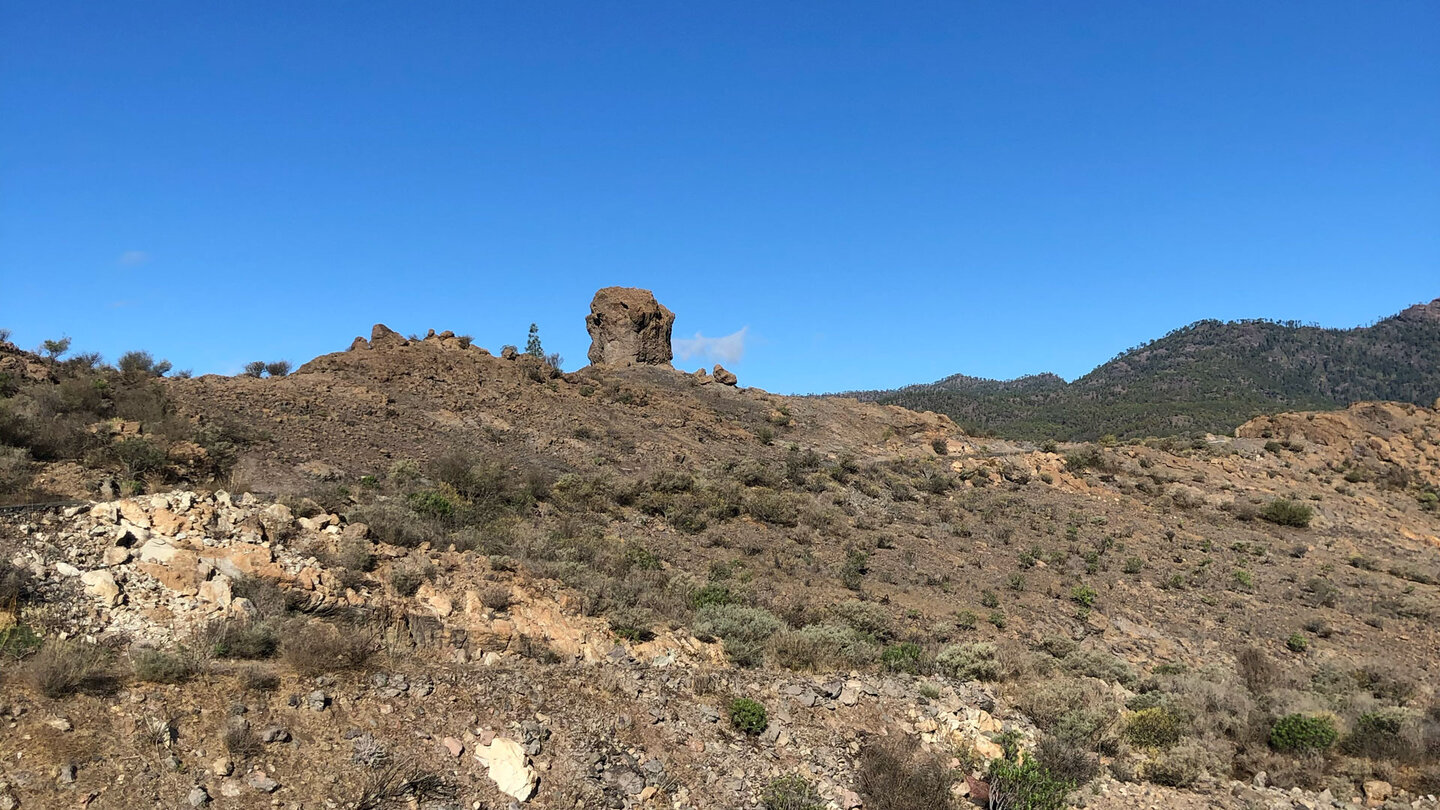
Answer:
(844, 298, 1440, 441)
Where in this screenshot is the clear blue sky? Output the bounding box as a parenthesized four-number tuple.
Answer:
(2, 2, 1436, 393)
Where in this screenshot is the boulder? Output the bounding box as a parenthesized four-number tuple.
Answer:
(369, 324, 408, 349)
(348, 336, 368, 351)
(475, 736, 537, 801)
(80, 569, 121, 606)
(693, 368, 712, 385)
(585, 287, 675, 367)
(712, 364, 737, 386)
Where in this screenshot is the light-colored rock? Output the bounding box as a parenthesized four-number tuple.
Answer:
(475, 736, 537, 801)
(80, 569, 121, 606)
(198, 575, 233, 607)
(712, 364, 737, 386)
(1363, 780, 1391, 807)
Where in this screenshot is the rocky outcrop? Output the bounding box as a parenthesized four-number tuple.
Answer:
(712, 365, 737, 386)
(369, 324, 409, 349)
(585, 287, 675, 367)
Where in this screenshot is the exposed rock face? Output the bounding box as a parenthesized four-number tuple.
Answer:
(1396, 298, 1440, 323)
(585, 287, 675, 367)
(712, 364, 737, 386)
(369, 324, 408, 349)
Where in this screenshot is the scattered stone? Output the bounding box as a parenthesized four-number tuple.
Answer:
(187, 786, 210, 807)
(244, 770, 279, 793)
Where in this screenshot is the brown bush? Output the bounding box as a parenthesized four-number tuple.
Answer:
(24, 639, 118, 698)
(281, 622, 377, 676)
(856, 733, 956, 810)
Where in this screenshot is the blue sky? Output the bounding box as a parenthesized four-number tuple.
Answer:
(2, 1, 1436, 393)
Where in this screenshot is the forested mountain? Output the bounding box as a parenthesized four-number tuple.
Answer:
(847, 298, 1440, 441)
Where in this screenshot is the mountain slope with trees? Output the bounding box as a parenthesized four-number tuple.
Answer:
(848, 298, 1440, 441)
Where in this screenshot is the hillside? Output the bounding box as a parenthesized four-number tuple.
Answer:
(1, 290, 1439, 810)
(849, 298, 1440, 442)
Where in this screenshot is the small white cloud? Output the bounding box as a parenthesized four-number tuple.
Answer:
(674, 326, 749, 365)
(118, 250, 150, 267)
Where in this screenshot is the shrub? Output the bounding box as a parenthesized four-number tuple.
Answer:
(931, 438, 949, 455)
(1341, 711, 1414, 760)
(207, 620, 279, 659)
(24, 639, 118, 698)
(856, 734, 956, 810)
(1070, 584, 1097, 607)
(935, 642, 1001, 682)
(882, 642, 923, 674)
(761, 774, 825, 810)
(0, 555, 34, 604)
(264, 361, 291, 377)
(236, 664, 280, 692)
(242, 361, 266, 378)
(833, 600, 890, 638)
(117, 350, 171, 377)
(479, 584, 512, 611)
(113, 437, 168, 480)
(1060, 648, 1135, 685)
(281, 622, 376, 676)
(1269, 714, 1337, 752)
(1123, 707, 1186, 749)
(729, 698, 768, 735)
(1261, 499, 1313, 528)
(771, 624, 879, 671)
(1139, 739, 1214, 787)
(690, 582, 736, 609)
(0, 445, 33, 496)
(1285, 632, 1309, 653)
(389, 558, 435, 597)
(224, 722, 262, 758)
(987, 755, 1073, 810)
(840, 548, 869, 590)
(1034, 736, 1098, 787)
(132, 647, 197, 684)
(694, 603, 783, 643)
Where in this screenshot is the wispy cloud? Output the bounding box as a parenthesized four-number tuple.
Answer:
(674, 326, 749, 365)
(118, 250, 150, 267)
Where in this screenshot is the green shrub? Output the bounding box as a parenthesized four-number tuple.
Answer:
(1268, 714, 1337, 752)
(1261, 499, 1313, 527)
(1285, 632, 1309, 653)
(882, 642, 923, 674)
(840, 548, 869, 590)
(1123, 707, 1186, 749)
(690, 582, 736, 609)
(935, 641, 1001, 682)
(987, 754, 1073, 810)
(1341, 711, 1413, 760)
(729, 698, 768, 735)
(1070, 584, 1097, 607)
(761, 774, 824, 810)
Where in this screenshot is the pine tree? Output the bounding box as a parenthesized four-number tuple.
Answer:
(525, 324, 544, 358)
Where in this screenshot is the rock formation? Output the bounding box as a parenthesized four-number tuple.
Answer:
(712, 364, 737, 386)
(585, 287, 675, 367)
